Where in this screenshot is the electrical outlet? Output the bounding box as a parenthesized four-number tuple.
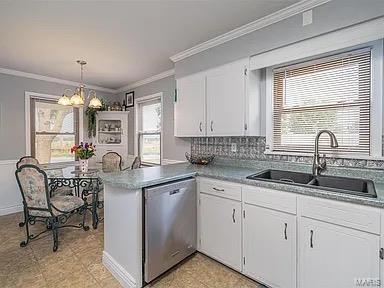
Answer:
(231, 143, 237, 152)
(303, 10, 313, 26)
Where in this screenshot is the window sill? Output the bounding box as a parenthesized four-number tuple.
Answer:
(264, 150, 384, 161)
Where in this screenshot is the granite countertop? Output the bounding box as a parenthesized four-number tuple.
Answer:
(100, 161, 384, 209)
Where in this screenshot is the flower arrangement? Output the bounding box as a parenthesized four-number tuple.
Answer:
(70, 142, 96, 160)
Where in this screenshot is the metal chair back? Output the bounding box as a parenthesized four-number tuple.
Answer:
(102, 152, 122, 172)
(131, 156, 141, 169)
(16, 156, 39, 169)
(15, 164, 53, 217)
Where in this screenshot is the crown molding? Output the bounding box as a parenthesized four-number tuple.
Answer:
(117, 69, 175, 93)
(0, 67, 117, 93)
(170, 0, 331, 62)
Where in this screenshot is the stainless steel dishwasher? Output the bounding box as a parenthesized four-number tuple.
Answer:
(144, 178, 197, 283)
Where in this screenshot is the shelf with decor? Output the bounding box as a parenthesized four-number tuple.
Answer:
(94, 111, 129, 161)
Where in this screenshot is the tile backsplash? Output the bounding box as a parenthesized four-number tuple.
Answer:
(190, 136, 384, 169)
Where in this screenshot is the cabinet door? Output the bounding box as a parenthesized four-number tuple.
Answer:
(299, 218, 380, 288)
(199, 193, 242, 271)
(175, 73, 206, 137)
(243, 204, 296, 288)
(206, 59, 247, 136)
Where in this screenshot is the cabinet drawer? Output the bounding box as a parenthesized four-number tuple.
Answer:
(199, 178, 241, 201)
(300, 196, 380, 234)
(243, 186, 297, 215)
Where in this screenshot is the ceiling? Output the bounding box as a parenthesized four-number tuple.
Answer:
(0, 0, 299, 90)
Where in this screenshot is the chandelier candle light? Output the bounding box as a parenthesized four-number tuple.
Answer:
(58, 60, 102, 109)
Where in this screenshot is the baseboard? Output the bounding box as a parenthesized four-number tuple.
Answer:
(161, 159, 187, 165)
(102, 251, 137, 288)
(0, 204, 23, 216)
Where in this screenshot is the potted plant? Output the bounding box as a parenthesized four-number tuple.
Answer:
(86, 100, 107, 138)
(71, 142, 96, 172)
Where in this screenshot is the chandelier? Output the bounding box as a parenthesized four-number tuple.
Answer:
(58, 60, 102, 109)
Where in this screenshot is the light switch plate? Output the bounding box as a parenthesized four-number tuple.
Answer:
(231, 143, 237, 152)
(303, 10, 313, 26)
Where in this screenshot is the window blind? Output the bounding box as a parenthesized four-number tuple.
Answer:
(273, 48, 371, 155)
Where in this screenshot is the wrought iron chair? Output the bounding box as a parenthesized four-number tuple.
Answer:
(131, 156, 142, 169)
(102, 152, 122, 172)
(15, 164, 89, 252)
(16, 156, 73, 227)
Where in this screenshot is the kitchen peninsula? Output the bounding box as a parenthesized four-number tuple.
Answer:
(100, 161, 384, 288)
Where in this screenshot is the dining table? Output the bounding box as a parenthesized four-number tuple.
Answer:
(41, 162, 130, 229)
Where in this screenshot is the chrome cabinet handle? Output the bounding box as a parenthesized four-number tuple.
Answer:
(232, 209, 236, 223)
(199, 122, 203, 132)
(284, 223, 288, 240)
(310, 230, 314, 248)
(212, 187, 224, 192)
(210, 121, 213, 132)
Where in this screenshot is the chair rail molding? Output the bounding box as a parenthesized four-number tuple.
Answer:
(169, 0, 331, 62)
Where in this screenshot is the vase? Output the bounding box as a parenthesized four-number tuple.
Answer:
(79, 159, 89, 172)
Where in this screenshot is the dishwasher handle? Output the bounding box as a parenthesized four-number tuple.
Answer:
(169, 187, 187, 195)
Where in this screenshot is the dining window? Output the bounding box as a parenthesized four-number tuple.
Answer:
(136, 96, 162, 165)
(270, 48, 373, 156)
(30, 98, 79, 164)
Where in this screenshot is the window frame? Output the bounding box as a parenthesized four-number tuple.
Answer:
(134, 92, 163, 166)
(25, 92, 84, 164)
(265, 40, 383, 159)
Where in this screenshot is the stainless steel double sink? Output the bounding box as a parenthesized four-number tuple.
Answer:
(246, 169, 377, 198)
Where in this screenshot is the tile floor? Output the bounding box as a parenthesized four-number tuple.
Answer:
(0, 212, 264, 288)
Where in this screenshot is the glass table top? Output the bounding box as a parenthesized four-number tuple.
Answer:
(41, 162, 130, 179)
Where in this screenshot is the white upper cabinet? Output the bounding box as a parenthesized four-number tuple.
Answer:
(174, 58, 261, 137)
(174, 72, 206, 137)
(206, 59, 247, 136)
(299, 217, 380, 288)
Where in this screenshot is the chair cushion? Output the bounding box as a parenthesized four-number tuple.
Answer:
(29, 196, 85, 217)
(52, 187, 73, 196)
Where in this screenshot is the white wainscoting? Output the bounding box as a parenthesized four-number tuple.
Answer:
(0, 160, 22, 216)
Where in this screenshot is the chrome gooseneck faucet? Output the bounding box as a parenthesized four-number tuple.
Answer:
(312, 130, 339, 176)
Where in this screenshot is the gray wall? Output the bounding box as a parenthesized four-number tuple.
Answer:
(118, 75, 190, 161)
(0, 72, 117, 161)
(175, 0, 384, 78)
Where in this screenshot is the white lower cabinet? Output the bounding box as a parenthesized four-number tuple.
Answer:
(299, 217, 380, 288)
(199, 193, 242, 271)
(243, 204, 296, 288)
(198, 178, 382, 288)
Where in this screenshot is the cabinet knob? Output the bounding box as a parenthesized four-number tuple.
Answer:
(199, 122, 203, 132)
(284, 223, 288, 240)
(210, 121, 214, 132)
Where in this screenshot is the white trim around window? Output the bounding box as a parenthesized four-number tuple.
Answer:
(265, 40, 384, 159)
(134, 92, 163, 165)
(25, 91, 84, 157)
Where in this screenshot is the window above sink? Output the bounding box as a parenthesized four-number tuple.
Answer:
(265, 40, 383, 159)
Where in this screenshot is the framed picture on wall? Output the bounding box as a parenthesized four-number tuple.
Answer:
(125, 91, 134, 107)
